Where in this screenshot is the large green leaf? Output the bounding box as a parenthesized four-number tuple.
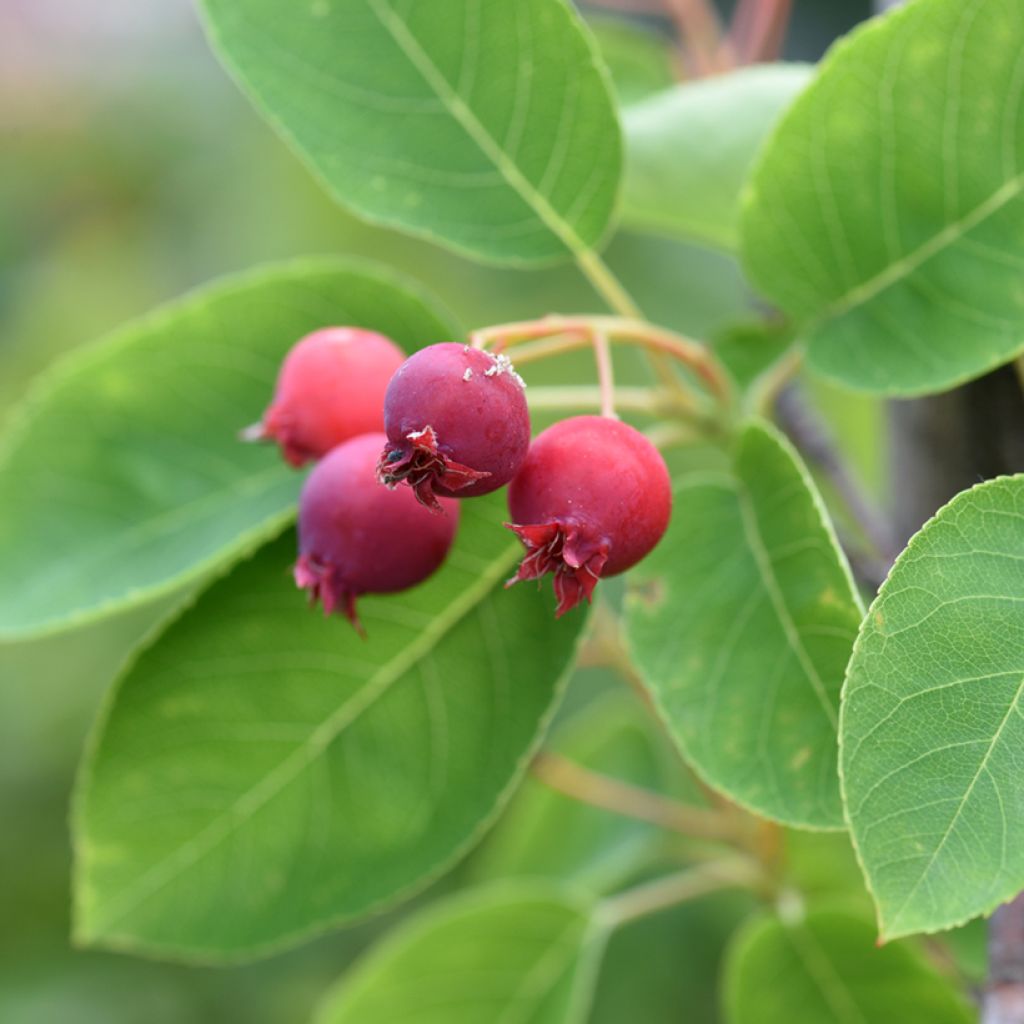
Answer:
(73, 494, 586, 960)
(623, 65, 812, 251)
(199, 0, 622, 267)
(0, 259, 455, 641)
(625, 421, 863, 829)
(315, 882, 603, 1024)
(741, 0, 1024, 395)
(723, 908, 974, 1024)
(841, 475, 1024, 940)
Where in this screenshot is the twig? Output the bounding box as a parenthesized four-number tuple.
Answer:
(598, 859, 760, 928)
(662, 0, 734, 75)
(525, 385, 669, 414)
(731, 0, 793, 63)
(531, 751, 741, 843)
(774, 383, 897, 568)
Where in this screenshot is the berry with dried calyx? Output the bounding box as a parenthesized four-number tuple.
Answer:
(248, 327, 405, 466)
(295, 433, 458, 632)
(506, 416, 671, 617)
(377, 343, 530, 512)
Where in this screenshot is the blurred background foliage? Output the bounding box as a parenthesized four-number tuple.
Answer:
(1, 1, 882, 1020)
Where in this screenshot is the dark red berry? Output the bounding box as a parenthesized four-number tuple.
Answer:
(295, 433, 459, 632)
(252, 327, 405, 467)
(377, 343, 530, 512)
(506, 416, 671, 617)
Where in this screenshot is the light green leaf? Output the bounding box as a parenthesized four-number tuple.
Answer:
(723, 908, 974, 1024)
(315, 882, 603, 1024)
(475, 690, 679, 893)
(742, 0, 1024, 395)
(199, 0, 622, 267)
(625, 420, 863, 829)
(73, 494, 585, 960)
(841, 475, 1024, 940)
(0, 258, 456, 641)
(624, 64, 812, 251)
(587, 16, 675, 105)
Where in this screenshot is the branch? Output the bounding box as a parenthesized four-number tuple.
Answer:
(985, 894, 1024, 1024)
(731, 0, 793, 63)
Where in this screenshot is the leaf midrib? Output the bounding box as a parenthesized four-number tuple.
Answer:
(83, 540, 522, 937)
(368, 0, 589, 259)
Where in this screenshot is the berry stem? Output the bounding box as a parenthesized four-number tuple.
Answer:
(592, 328, 617, 418)
(472, 314, 734, 411)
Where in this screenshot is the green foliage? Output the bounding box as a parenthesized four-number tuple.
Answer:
(74, 495, 585, 959)
(723, 908, 974, 1024)
(0, 259, 454, 642)
(474, 691, 677, 893)
(624, 65, 813, 251)
(742, 0, 1024, 395)
(199, 0, 622, 266)
(626, 421, 863, 829)
(316, 882, 602, 1024)
(841, 475, 1024, 940)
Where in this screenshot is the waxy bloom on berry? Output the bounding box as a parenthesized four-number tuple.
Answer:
(506, 416, 671, 616)
(295, 433, 458, 633)
(377, 343, 530, 512)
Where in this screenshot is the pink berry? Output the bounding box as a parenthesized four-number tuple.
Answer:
(295, 433, 459, 632)
(253, 327, 405, 467)
(376, 343, 530, 512)
(506, 416, 672, 617)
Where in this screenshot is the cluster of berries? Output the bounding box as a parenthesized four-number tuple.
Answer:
(250, 327, 671, 632)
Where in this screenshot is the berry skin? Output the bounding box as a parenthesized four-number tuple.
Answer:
(253, 327, 405, 467)
(295, 433, 459, 633)
(506, 416, 671, 617)
(377, 343, 530, 512)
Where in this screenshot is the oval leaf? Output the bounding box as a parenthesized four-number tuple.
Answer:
(625, 421, 863, 829)
(742, 0, 1024, 395)
(724, 909, 974, 1024)
(623, 64, 812, 251)
(73, 495, 585, 960)
(199, 0, 622, 266)
(841, 475, 1024, 940)
(0, 258, 456, 641)
(316, 882, 602, 1024)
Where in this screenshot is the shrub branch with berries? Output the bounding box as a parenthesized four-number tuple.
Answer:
(3, 0, 1023, 1020)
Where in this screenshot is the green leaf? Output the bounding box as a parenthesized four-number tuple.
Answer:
(723, 908, 974, 1024)
(0, 258, 455, 641)
(713, 320, 796, 394)
(587, 16, 675, 106)
(841, 475, 1024, 940)
(741, 0, 1024, 395)
(315, 882, 603, 1024)
(625, 420, 863, 829)
(73, 494, 586, 960)
(624, 65, 812, 251)
(199, 0, 622, 267)
(475, 690, 679, 892)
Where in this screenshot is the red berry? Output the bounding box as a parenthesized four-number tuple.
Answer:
(377, 343, 530, 512)
(295, 433, 459, 632)
(506, 416, 671, 617)
(254, 327, 405, 467)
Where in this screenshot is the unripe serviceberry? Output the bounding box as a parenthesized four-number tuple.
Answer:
(295, 433, 458, 632)
(506, 416, 671, 617)
(252, 327, 405, 466)
(377, 343, 530, 512)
